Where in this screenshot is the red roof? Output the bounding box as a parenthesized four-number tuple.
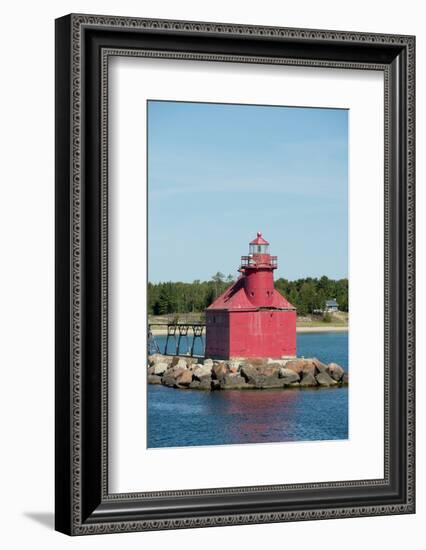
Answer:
(207, 277, 295, 311)
(250, 231, 269, 245)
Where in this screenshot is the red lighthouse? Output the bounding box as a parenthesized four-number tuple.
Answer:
(205, 232, 296, 359)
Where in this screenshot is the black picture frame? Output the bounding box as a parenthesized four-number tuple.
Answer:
(55, 13, 415, 535)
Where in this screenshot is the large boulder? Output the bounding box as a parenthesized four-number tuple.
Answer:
(161, 367, 186, 387)
(212, 362, 229, 381)
(312, 358, 328, 373)
(267, 358, 288, 366)
(241, 357, 268, 369)
(267, 361, 286, 369)
(240, 364, 281, 388)
(328, 363, 345, 382)
(198, 377, 212, 390)
(170, 356, 189, 368)
(228, 360, 241, 373)
(189, 378, 212, 391)
(299, 372, 318, 387)
(241, 363, 279, 377)
(259, 377, 284, 389)
(259, 365, 280, 377)
(302, 360, 318, 376)
(316, 372, 338, 387)
(220, 374, 250, 390)
(193, 364, 213, 380)
(276, 357, 332, 377)
(284, 359, 303, 375)
(278, 368, 300, 385)
(285, 359, 315, 376)
(148, 353, 166, 366)
(147, 374, 162, 385)
(153, 362, 169, 375)
(175, 369, 193, 388)
(161, 374, 176, 387)
(240, 365, 257, 383)
(211, 379, 221, 391)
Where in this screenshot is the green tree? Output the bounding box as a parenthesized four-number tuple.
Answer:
(158, 285, 172, 314)
(212, 272, 225, 298)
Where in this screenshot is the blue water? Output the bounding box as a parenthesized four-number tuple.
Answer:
(148, 332, 348, 448)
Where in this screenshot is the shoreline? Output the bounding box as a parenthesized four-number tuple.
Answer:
(150, 325, 348, 335)
(296, 326, 348, 333)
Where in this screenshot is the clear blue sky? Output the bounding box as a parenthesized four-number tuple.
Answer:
(148, 100, 348, 283)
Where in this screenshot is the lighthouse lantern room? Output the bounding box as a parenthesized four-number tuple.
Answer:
(205, 232, 297, 359)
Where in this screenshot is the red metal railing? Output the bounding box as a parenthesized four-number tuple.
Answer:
(240, 255, 277, 268)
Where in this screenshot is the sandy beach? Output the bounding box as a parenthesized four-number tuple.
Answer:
(296, 326, 348, 333)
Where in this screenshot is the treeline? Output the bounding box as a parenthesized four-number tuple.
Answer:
(148, 273, 348, 317)
(274, 276, 348, 316)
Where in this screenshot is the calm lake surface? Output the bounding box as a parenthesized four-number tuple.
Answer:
(148, 332, 348, 448)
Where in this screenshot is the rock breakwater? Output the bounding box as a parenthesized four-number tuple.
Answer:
(147, 354, 348, 391)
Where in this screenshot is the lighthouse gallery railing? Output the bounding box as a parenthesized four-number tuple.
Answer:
(240, 255, 278, 268)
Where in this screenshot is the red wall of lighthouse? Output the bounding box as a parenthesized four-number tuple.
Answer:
(229, 309, 296, 358)
(244, 269, 275, 307)
(205, 308, 296, 359)
(205, 311, 229, 359)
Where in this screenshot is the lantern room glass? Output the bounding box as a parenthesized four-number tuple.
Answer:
(250, 244, 269, 254)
